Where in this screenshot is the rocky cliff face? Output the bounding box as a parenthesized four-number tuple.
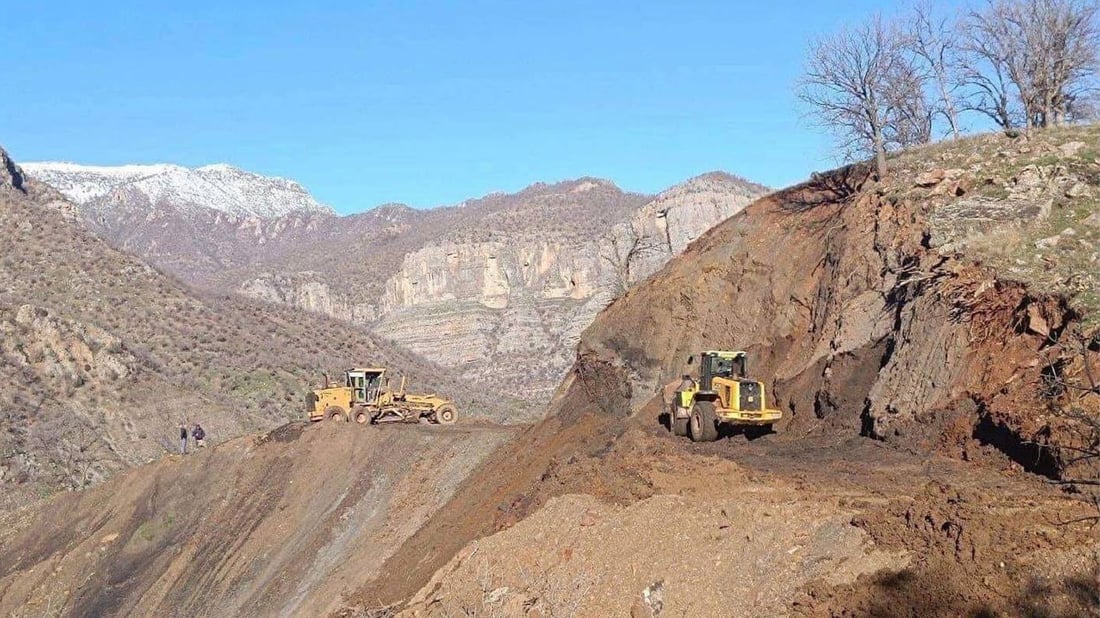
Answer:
(26, 166, 769, 418)
(21, 160, 771, 417)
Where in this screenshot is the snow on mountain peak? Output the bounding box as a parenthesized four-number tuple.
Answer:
(22, 161, 334, 218)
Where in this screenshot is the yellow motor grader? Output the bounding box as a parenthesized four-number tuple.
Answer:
(306, 367, 457, 425)
(669, 350, 781, 442)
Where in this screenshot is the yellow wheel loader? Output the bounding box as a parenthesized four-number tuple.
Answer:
(669, 351, 781, 442)
(306, 368, 457, 425)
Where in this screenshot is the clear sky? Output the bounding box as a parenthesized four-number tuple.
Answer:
(3, 0, 906, 214)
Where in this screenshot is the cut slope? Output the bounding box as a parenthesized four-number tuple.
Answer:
(347, 127, 1099, 616)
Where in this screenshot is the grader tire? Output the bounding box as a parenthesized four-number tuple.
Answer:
(689, 401, 719, 443)
(326, 406, 348, 422)
(434, 405, 457, 425)
(354, 410, 370, 424)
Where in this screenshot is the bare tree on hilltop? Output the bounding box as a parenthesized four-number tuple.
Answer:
(963, 0, 1100, 130)
(797, 15, 931, 178)
(799, 0, 1099, 167)
(908, 1, 965, 139)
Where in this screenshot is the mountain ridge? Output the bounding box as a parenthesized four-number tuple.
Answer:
(22, 161, 334, 218)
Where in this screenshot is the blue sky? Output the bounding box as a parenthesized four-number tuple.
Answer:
(4, 0, 907, 213)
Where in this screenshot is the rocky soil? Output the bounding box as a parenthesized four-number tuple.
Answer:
(345, 126, 1099, 617)
(390, 427, 1094, 618)
(4, 127, 1098, 618)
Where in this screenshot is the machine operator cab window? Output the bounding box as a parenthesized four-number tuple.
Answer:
(711, 357, 743, 379)
(700, 351, 748, 390)
(345, 369, 385, 404)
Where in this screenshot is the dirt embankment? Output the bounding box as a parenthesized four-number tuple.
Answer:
(0, 421, 513, 618)
(579, 156, 1095, 475)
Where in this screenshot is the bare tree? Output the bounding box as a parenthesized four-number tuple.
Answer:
(957, 33, 1021, 130)
(797, 15, 927, 178)
(599, 223, 661, 297)
(1032, 0, 1100, 124)
(907, 1, 964, 138)
(884, 56, 935, 147)
(962, 0, 1100, 130)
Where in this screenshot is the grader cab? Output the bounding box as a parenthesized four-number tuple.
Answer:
(669, 351, 781, 442)
(306, 367, 457, 425)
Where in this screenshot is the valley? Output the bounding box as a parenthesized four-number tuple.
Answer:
(22, 164, 769, 415)
(2, 124, 1097, 617)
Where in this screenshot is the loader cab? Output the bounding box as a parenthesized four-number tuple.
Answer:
(345, 368, 385, 405)
(699, 351, 747, 391)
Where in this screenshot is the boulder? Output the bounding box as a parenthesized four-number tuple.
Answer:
(916, 169, 947, 187)
(1058, 141, 1087, 157)
(1066, 182, 1092, 199)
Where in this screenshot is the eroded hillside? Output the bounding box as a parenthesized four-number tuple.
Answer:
(0, 422, 513, 618)
(5, 128, 1096, 618)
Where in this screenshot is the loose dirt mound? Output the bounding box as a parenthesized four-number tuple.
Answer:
(396, 434, 908, 618)
(0, 421, 513, 617)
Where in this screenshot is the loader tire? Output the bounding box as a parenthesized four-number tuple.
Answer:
(434, 405, 457, 425)
(326, 406, 348, 422)
(689, 401, 719, 442)
(669, 406, 689, 437)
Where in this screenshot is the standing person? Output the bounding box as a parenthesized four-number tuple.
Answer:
(192, 423, 206, 448)
(179, 422, 189, 454)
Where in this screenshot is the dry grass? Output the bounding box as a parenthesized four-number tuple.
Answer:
(886, 122, 1100, 329)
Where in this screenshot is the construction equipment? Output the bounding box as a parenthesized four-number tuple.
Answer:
(306, 367, 458, 425)
(669, 351, 781, 442)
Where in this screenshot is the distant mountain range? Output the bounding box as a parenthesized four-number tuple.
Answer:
(21, 161, 333, 218)
(23, 160, 771, 417)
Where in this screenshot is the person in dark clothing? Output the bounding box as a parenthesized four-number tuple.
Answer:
(192, 423, 206, 448)
(179, 423, 188, 454)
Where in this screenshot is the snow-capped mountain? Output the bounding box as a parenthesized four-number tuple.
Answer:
(22, 162, 334, 218)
